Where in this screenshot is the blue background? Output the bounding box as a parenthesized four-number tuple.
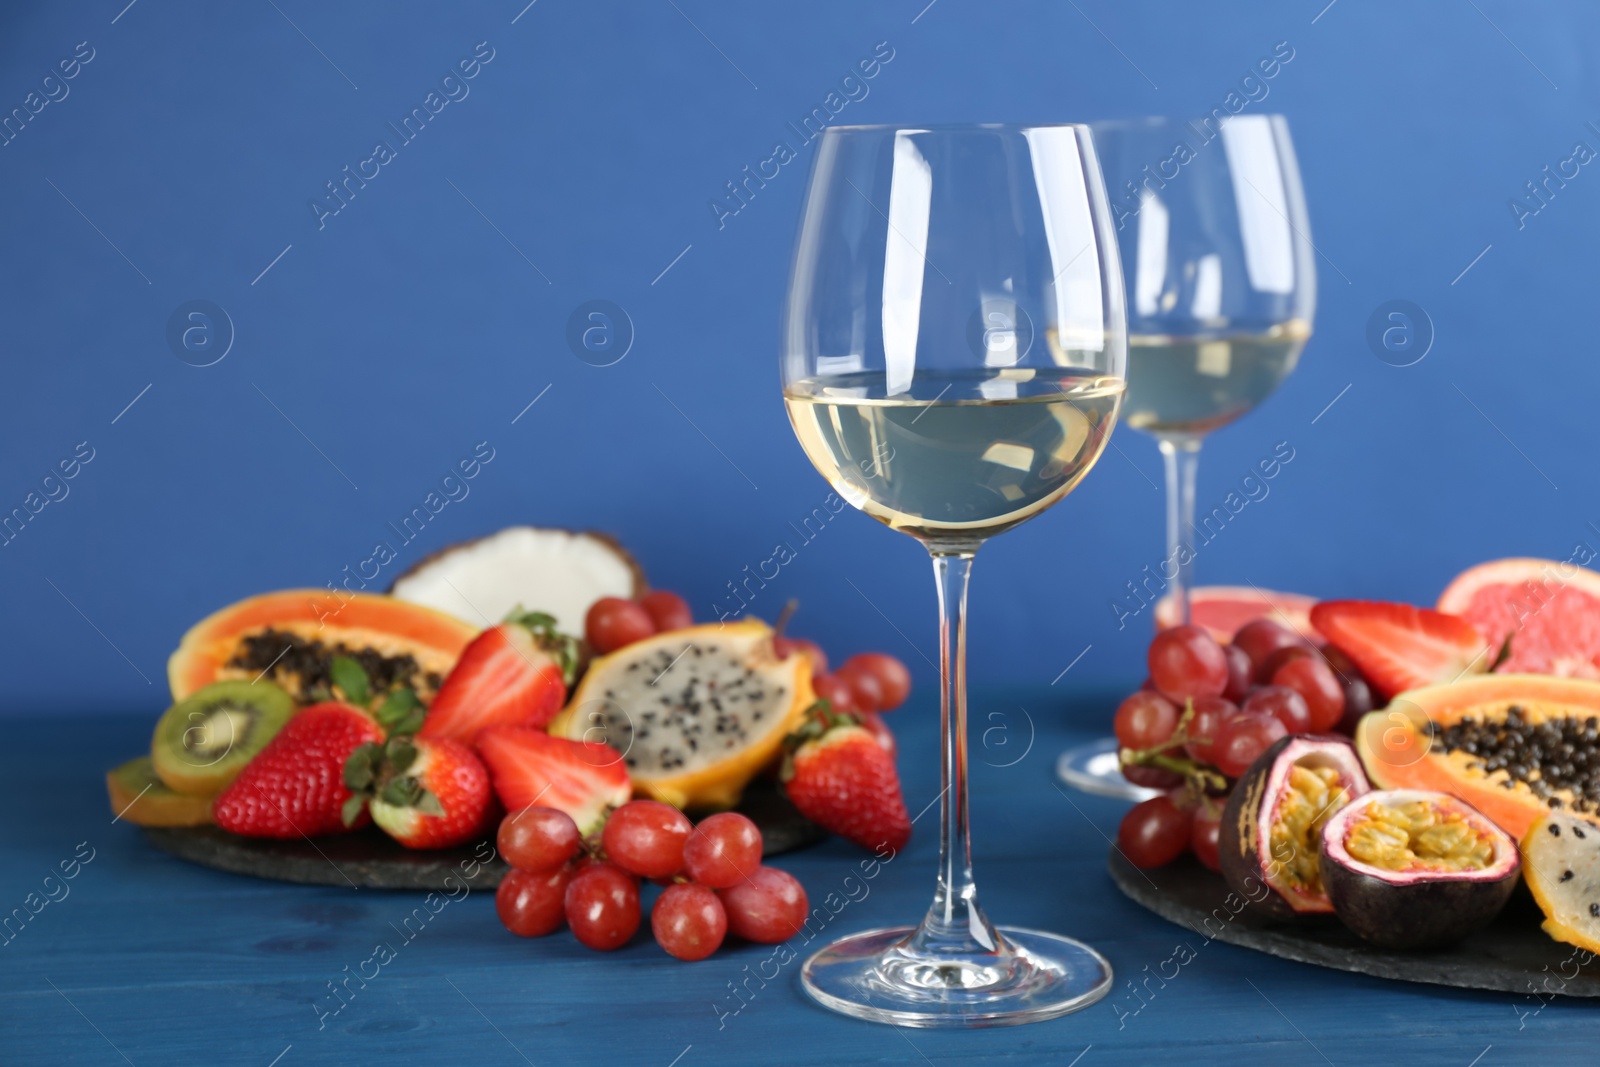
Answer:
(2, 0, 1595, 718)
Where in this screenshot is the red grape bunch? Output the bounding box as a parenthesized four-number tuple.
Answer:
(1115, 619, 1376, 870)
(495, 800, 810, 959)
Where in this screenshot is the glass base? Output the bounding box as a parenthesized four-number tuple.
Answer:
(801, 926, 1113, 1028)
(1055, 736, 1158, 802)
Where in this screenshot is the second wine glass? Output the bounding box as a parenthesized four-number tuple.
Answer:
(1057, 114, 1317, 801)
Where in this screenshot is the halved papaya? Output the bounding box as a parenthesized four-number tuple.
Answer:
(1354, 673, 1600, 840)
(168, 590, 479, 704)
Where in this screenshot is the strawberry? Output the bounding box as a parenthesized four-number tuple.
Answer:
(419, 610, 577, 744)
(782, 706, 910, 853)
(343, 736, 491, 850)
(1310, 599, 1491, 698)
(213, 703, 383, 838)
(475, 726, 631, 836)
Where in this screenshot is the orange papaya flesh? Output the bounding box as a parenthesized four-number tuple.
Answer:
(1355, 674, 1600, 841)
(167, 590, 478, 704)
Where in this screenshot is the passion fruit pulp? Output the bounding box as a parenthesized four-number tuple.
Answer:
(1219, 735, 1370, 919)
(1319, 789, 1518, 949)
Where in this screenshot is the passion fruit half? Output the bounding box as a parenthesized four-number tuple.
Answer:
(1319, 789, 1518, 949)
(1220, 735, 1370, 919)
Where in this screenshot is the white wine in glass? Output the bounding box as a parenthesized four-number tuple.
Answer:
(1123, 321, 1309, 436)
(782, 124, 1127, 1028)
(785, 369, 1124, 539)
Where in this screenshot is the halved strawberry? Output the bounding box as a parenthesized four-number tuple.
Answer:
(1309, 600, 1491, 698)
(475, 726, 631, 835)
(419, 611, 577, 744)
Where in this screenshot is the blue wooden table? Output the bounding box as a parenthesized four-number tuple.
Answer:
(3, 691, 1592, 1066)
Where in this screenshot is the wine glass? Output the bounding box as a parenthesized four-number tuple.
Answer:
(1056, 114, 1317, 801)
(782, 124, 1127, 1027)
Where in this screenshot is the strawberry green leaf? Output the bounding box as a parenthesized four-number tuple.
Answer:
(375, 688, 421, 731)
(504, 606, 559, 631)
(506, 605, 582, 686)
(391, 707, 425, 737)
(378, 776, 418, 808)
(383, 737, 418, 774)
(330, 655, 371, 706)
(343, 742, 380, 791)
(340, 793, 367, 828)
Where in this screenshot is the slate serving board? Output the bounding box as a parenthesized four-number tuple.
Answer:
(1108, 849, 1600, 998)
(143, 776, 826, 890)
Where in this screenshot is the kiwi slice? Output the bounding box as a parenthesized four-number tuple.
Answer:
(106, 756, 214, 827)
(151, 680, 294, 795)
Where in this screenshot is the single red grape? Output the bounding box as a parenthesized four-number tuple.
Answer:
(811, 673, 857, 715)
(1319, 644, 1361, 684)
(1118, 796, 1191, 868)
(602, 800, 693, 879)
(1336, 675, 1375, 735)
(835, 662, 886, 713)
(652, 882, 728, 961)
(1183, 695, 1236, 766)
(1232, 619, 1306, 676)
(1121, 763, 1183, 789)
(585, 597, 657, 654)
(1148, 625, 1229, 701)
(1257, 644, 1314, 685)
(638, 590, 693, 632)
(1242, 685, 1312, 733)
(497, 807, 581, 872)
(496, 865, 572, 937)
(1191, 805, 1222, 871)
(773, 636, 828, 675)
(1213, 712, 1288, 778)
(839, 653, 911, 712)
(1222, 644, 1252, 702)
(718, 867, 808, 943)
(1272, 656, 1345, 732)
(564, 861, 640, 951)
(860, 709, 897, 758)
(1113, 691, 1180, 750)
(682, 812, 763, 889)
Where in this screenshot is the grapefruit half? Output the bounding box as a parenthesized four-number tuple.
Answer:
(1437, 558, 1600, 679)
(1155, 586, 1318, 644)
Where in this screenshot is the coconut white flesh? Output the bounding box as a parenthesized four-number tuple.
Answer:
(1528, 813, 1600, 934)
(1321, 789, 1518, 883)
(391, 527, 640, 634)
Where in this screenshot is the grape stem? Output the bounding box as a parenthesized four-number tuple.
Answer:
(1119, 700, 1228, 793)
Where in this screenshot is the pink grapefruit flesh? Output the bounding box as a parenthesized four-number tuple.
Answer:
(1437, 558, 1600, 679)
(1155, 586, 1318, 644)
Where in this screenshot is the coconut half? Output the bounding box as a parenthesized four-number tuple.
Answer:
(390, 527, 645, 634)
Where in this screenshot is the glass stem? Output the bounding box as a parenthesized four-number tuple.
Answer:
(909, 548, 1001, 957)
(1157, 437, 1202, 625)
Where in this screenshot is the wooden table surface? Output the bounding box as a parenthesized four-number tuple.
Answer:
(3, 694, 1594, 1066)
